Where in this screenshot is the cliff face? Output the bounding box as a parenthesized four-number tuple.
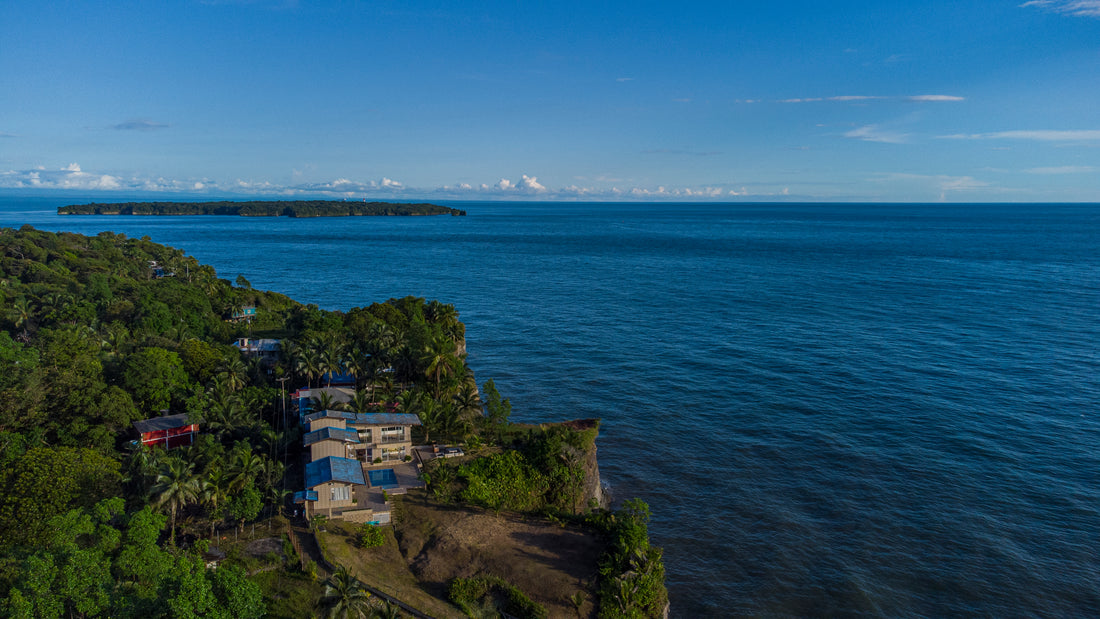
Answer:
(560, 419, 604, 510)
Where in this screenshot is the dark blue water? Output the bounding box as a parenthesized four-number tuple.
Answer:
(3, 196, 1099, 617)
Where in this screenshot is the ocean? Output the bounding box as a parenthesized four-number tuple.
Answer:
(2, 196, 1098, 617)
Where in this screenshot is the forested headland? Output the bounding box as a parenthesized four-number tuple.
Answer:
(58, 200, 466, 217)
(0, 225, 664, 618)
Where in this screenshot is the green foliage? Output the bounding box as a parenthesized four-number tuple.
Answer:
(211, 564, 266, 619)
(454, 424, 591, 514)
(447, 575, 548, 619)
(458, 450, 548, 512)
(228, 481, 263, 524)
(482, 379, 511, 438)
(179, 339, 226, 383)
(355, 524, 386, 549)
(0, 447, 121, 548)
(0, 500, 265, 619)
(122, 347, 190, 413)
(593, 500, 668, 619)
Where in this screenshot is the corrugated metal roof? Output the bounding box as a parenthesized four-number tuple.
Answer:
(303, 427, 360, 446)
(133, 413, 195, 434)
(303, 410, 355, 424)
(305, 456, 366, 488)
(303, 410, 422, 426)
(349, 412, 422, 426)
(293, 490, 318, 503)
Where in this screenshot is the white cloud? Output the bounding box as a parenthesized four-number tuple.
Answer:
(517, 174, 546, 192)
(1024, 165, 1096, 174)
(112, 119, 170, 131)
(940, 130, 1100, 141)
(1021, 1, 1100, 17)
(844, 125, 909, 144)
(777, 94, 963, 103)
(0, 163, 796, 202)
(616, 77, 634, 82)
(907, 95, 965, 102)
(0, 163, 125, 190)
(876, 172, 990, 192)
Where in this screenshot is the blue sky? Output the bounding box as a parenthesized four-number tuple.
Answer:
(2, 0, 1099, 202)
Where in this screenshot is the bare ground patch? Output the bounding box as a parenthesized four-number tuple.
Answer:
(396, 491, 603, 618)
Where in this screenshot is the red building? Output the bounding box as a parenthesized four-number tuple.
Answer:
(133, 413, 198, 449)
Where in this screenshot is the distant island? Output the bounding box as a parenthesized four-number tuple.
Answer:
(58, 200, 467, 217)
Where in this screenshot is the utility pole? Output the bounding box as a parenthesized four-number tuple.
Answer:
(276, 375, 290, 516)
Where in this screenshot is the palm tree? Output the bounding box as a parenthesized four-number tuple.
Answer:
(319, 334, 346, 388)
(369, 600, 400, 619)
(219, 358, 249, 393)
(453, 382, 482, 429)
(350, 389, 374, 415)
(228, 445, 264, 493)
(6, 296, 32, 331)
(124, 446, 162, 496)
(422, 335, 458, 399)
(205, 389, 244, 440)
(150, 455, 202, 543)
(203, 468, 230, 539)
(296, 346, 322, 388)
(319, 567, 373, 619)
(417, 398, 443, 445)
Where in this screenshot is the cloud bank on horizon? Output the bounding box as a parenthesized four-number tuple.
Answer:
(1, 1, 1098, 202)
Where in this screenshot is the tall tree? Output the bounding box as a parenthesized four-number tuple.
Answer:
(149, 455, 201, 543)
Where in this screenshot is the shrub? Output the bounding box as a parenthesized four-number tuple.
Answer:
(448, 576, 547, 619)
(355, 524, 386, 548)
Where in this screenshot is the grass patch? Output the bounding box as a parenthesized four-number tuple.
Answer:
(448, 575, 548, 619)
(252, 570, 324, 619)
(317, 518, 466, 619)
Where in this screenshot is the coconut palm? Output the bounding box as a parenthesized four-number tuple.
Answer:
(6, 296, 32, 331)
(350, 389, 374, 415)
(203, 467, 230, 539)
(453, 381, 482, 426)
(218, 358, 249, 393)
(228, 446, 264, 493)
(422, 335, 458, 399)
(296, 346, 322, 388)
(319, 334, 347, 388)
(150, 455, 202, 543)
(369, 600, 400, 619)
(319, 567, 373, 619)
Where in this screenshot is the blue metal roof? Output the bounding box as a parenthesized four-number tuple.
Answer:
(305, 456, 366, 488)
(303, 410, 421, 427)
(303, 410, 356, 424)
(349, 412, 422, 426)
(303, 426, 361, 446)
(293, 490, 318, 503)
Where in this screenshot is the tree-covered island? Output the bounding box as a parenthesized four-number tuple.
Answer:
(0, 226, 665, 618)
(58, 201, 466, 217)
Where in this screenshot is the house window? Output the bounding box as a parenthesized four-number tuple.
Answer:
(330, 485, 351, 502)
(381, 426, 405, 443)
(358, 429, 373, 443)
(381, 446, 406, 461)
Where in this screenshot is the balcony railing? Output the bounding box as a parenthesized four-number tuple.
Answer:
(380, 434, 406, 444)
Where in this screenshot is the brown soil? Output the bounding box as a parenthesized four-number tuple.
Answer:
(244, 537, 285, 559)
(395, 491, 603, 619)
